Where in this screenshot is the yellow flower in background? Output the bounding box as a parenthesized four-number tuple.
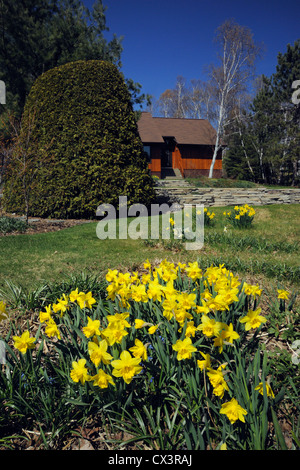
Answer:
(243, 282, 262, 299)
(82, 316, 101, 338)
(111, 350, 142, 384)
(129, 339, 148, 361)
(144, 258, 152, 270)
(88, 339, 113, 366)
(277, 289, 289, 300)
(172, 337, 197, 361)
(255, 381, 275, 399)
(91, 369, 115, 389)
(70, 358, 91, 384)
(44, 318, 61, 339)
(13, 330, 36, 354)
(220, 398, 247, 424)
(0, 301, 7, 321)
(39, 305, 53, 323)
(197, 352, 211, 371)
(77, 291, 96, 309)
(240, 308, 267, 330)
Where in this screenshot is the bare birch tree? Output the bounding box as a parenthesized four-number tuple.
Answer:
(208, 19, 262, 178)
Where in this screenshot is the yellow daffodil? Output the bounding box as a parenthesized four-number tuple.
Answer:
(111, 350, 142, 384)
(220, 398, 247, 424)
(197, 315, 222, 338)
(148, 324, 159, 334)
(172, 337, 197, 361)
(69, 288, 80, 303)
(130, 284, 148, 303)
(70, 358, 92, 384)
(77, 291, 96, 309)
(44, 318, 61, 339)
(255, 381, 275, 399)
(129, 339, 148, 361)
(222, 322, 240, 344)
(52, 294, 69, 316)
(176, 292, 196, 310)
(143, 259, 152, 270)
(185, 261, 202, 281)
(277, 289, 289, 300)
(147, 281, 164, 302)
(13, 330, 36, 354)
(91, 369, 115, 389)
(101, 324, 128, 346)
(105, 269, 119, 283)
(197, 352, 211, 371)
(88, 339, 113, 366)
(107, 312, 131, 330)
(207, 364, 229, 398)
(240, 308, 267, 330)
(82, 316, 101, 338)
(134, 318, 148, 329)
(0, 301, 7, 321)
(39, 304, 52, 323)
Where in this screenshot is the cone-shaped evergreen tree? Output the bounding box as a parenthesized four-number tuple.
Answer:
(3, 60, 156, 218)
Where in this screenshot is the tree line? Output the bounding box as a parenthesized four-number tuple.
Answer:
(150, 21, 300, 185)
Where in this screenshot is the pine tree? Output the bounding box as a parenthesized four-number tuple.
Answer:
(0, 0, 123, 115)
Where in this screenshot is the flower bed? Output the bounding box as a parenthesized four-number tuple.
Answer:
(1, 259, 293, 450)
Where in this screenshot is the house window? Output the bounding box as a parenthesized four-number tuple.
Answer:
(143, 145, 151, 163)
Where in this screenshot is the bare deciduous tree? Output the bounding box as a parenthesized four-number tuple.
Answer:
(3, 111, 53, 223)
(208, 19, 262, 178)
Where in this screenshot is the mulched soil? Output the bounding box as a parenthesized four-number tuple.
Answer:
(0, 216, 96, 236)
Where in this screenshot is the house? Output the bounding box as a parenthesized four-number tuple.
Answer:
(137, 112, 223, 179)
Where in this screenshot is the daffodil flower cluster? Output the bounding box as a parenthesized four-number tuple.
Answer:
(200, 208, 216, 226)
(224, 204, 256, 228)
(9, 259, 277, 426)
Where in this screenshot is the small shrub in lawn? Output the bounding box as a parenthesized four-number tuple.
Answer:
(0, 216, 27, 234)
(224, 204, 255, 228)
(0, 261, 295, 449)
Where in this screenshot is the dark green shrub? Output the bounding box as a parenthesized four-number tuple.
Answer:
(3, 60, 155, 219)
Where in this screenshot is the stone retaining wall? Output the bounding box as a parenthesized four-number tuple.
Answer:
(155, 180, 300, 207)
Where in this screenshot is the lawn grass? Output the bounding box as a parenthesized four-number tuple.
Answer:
(186, 175, 300, 189)
(0, 204, 299, 294)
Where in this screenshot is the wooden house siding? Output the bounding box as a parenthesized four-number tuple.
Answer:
(138, 113, 224, 178)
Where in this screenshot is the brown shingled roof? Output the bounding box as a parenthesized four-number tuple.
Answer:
(137, 112, 217, 146)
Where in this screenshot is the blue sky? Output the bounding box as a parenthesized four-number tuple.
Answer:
(84, 0, 300, 105)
